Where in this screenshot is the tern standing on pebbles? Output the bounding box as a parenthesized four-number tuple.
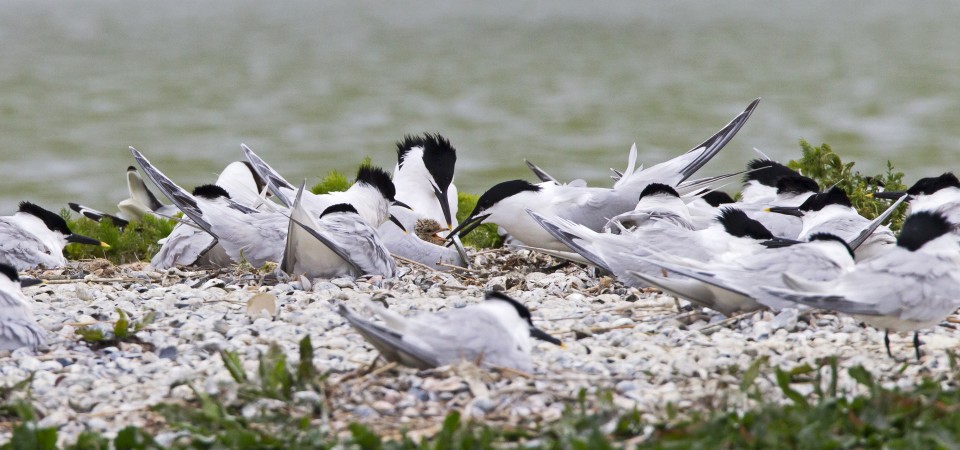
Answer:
(337, 291, 563, 373)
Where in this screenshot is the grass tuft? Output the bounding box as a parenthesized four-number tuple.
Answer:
(61, 212, 176, 265)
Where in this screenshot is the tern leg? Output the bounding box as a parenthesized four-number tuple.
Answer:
(914, 332, 922, 361)
(884, 331, 893, 359)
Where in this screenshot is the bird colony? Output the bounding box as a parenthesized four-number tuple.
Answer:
(3, 98, 960, 442)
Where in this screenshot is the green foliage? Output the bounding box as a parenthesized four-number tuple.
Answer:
(788, 139, 908, 231)
(310, 157, 373, 195)
(61, 212, 176, 265)
(456, 193, 503, 249)
(75, 308, 155, 347)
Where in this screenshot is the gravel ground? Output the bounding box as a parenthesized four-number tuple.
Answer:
(2, 250, 959, 446)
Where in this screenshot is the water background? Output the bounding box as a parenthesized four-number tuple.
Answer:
(2, 0, 958, 213)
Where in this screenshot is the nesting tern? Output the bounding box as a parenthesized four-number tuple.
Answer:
(767, 186, 896, 260)
(283, 185, 396, 279)
(739, 159, 807, 204)
(871, 173, 960, 224)
(337, 291, 562, 372)
(0, 202, 109, 271)
(151, 161, 273, 269)
(627, 233, 857, 315)
(761, 211, 960, 360)
(528, 207, 781, 288)
(449, 98, 761, 251)
(379, 134, 469, 270)
(0, 263, 45, 351)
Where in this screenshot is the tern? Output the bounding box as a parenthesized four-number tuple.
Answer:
(739, 159, 807, 204)
(767, 186, 896, 261)
(761, 211, 960, 360)
(528, 207, 780, 288)
(628, 233, 857, 315)
(449, 98, 761, 251)
(381, 134, 470, 269)
(337, 291, 562, 372)
(151, 161, 273, 269)
(1, 202, 108, 271)
(0, 263, 45, 351)
(871, 173, 960, 224)
(132, 148, 400, 276)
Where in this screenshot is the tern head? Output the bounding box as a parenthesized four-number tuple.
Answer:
(873, 172, 960, 200)
(355, 165, 398, 203)
(395, 133, 458, 228)
(350, 167, 408, 230)
(897, 211, 954, 252)
(715, 208, 774, 240)
(0, 262, 41, 289)
(638, 183, 680, 201)
(448, 180, 542, 239)
(701, 190, 735, 207)
(807, 232, 856, 259)
(775, 175, 820, 197)
(17, 202, 109, 248)
(743, 159, 800, 187)
(192, 184, 231, 201)
(484, 291, 563, 347)
(766, 186, 851, 217)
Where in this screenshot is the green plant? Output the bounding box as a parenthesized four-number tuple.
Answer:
(788, 140, 908, 230)
(61, 213, 177, 264)
(310, 157, 373, 195)
(456, 193, 503, 249)
(75, 308, 156, 347)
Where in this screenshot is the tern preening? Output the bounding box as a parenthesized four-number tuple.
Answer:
(337, 291, 562, 373)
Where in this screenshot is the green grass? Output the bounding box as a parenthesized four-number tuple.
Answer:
(6, 341, 960, 449)
(456, 193, 504, 249)
(788, 139, 909, 231)
(61, 212, 177, 265)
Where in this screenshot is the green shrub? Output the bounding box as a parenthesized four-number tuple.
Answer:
(788, 140, 908, 230)
(61, 212, 176, 265)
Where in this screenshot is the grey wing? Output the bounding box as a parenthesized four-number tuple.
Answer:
(321, 216, 396, 277)
(406, 309, 532, 372)
(0, 290, 44, 351)
(604, 210, 696, 232)
(150, 223, 219, 269)
(216, 212, 287, 267)
(803, 216, 871, 241)
(241, 144, 296, 207)
(338, 304, 440, 369)
(0, 318, 45, 351)
(378, 224, 465, 270)
(130, 148, 216, 236)
(0, 221, 63, 270)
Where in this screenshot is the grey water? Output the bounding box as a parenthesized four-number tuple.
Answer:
(2, 0, 958, 214)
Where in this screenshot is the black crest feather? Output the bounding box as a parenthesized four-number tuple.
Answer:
(18, 202, 71, 235)
(906, 173, 960, 196)
(743, 159, 800, 186)
(638, 183, 680, 200)
(776, 175, 820, 196)
(397, 133, 457, 191)
(0, 263, 19, 282)
(485, 291, 533, 326)
(320, 203, 359, 219)
(355, 165, 397, 201)
(807, 233, 855, 259)
(897, 211, 952, 251)
(701, 191, 735, 207)
(798, 187, 852, 212)
(474, 180, 541, 212)
(192, 184, 231, 200)
(716, 208, 774, 240)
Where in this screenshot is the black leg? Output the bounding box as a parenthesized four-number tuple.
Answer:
(885, 331, 893, 359)
(914, 332, 922, 361)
